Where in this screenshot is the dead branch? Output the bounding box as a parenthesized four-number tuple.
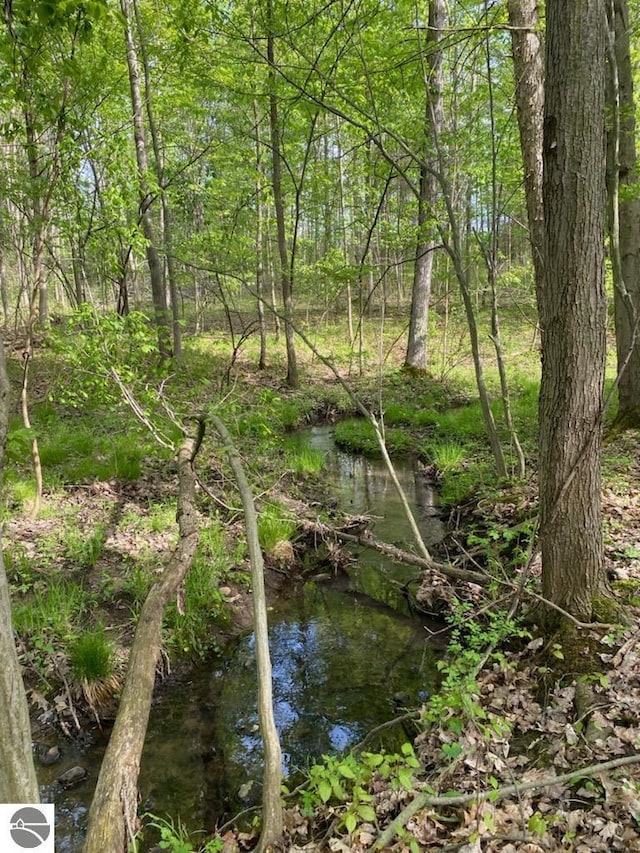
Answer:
(374, 753, 640, 850)
(300, 518, 489, 586)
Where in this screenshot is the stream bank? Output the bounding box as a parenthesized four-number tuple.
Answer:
(35, 426, 447, 851)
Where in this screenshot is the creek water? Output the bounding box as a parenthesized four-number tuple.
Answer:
(37, 426, 445, 851)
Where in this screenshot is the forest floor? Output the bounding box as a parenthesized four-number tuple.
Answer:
(5, 313, 640, 852)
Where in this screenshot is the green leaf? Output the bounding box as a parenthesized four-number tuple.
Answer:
(338, 762, 356, 779)
(344, 812, 357, 834)
(528, 812, 548, 837)
(318, 779, 332, 802)
(357, 804, 377, 822)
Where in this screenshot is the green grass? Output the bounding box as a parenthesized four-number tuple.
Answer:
(121, 560, 156, 611)
(70, 627, 114, 682)
(12, 577, 90, 643)
(333, 418, 414, 457)
(258, 502, 298, 553)
(62, 522, 107, 570)
(427, 440, 466, 472)
(282, 436, 326, 474)
(164, 521, 230, 658)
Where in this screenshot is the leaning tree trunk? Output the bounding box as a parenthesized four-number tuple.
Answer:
(0, 333, 40, 803)
(539, 0, 609, 626)
(606, 0, 640, 426)
(211, 416, 283, 852)
(121, 0, 171, 359)
(84, 426, 201, 852)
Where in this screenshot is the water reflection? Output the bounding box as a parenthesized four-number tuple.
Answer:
(39, 426, 444, 850)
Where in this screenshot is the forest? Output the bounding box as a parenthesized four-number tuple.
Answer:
(2, 0, 640, 851)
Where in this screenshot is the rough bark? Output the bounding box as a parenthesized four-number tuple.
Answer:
(84, 426, 201, 853)
(606, 0, 640, 426)
(507, 0, 545, 301)
(211, 416, 283, 852)
(121, 0, 171, 359)
(0, 333, 40, 803)
(405, 0, 445, 372)
(539, 0, 608, 624)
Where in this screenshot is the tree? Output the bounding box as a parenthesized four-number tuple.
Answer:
(120, 0, 172, 358)
(0, 333, 39, 803)
(507, 0, 544, 302)
(266, 0, 299, 388)
(404, 0, 446, 373)
(606, 0, 640, 426)
(539, 0, 609, 626)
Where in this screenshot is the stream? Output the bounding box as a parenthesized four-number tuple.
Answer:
(37, 426, 446, 851)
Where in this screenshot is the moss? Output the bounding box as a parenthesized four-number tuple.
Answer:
(612, 578, 640, 607)
(591, 591, 628, 625)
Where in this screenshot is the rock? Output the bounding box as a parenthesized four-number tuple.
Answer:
(57, 766, 87, 788)
(37, 745, 61, 766)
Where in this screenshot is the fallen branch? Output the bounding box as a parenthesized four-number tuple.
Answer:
(373, 753, 640, 849)
(300, 518, 489, 586)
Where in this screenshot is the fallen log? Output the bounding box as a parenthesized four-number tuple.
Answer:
(83, 421, 203, 853)
(300, 518, 489, 587)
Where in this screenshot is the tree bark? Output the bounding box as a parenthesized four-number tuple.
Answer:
(132, 0, 182, 360)
(84, 426, 201, 852)
(405, 0, 445, 372)
(253, 99, 268, 370)
(0, 332, 40, 803)
(507, 0, 545, 302)
(211, 416, 283, 853)
(539, 0, 608, 624)
(120, 0, 171, 359)
(267, 1, 298, 388)
(606, 0, 640, 426)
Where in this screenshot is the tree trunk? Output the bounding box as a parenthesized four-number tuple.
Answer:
(132, 0, 182, 360)
(405, 0, 445, 372)
(606, 0, 640, 426)
(507, 0, 545, 302)
(84, 427, 201, 852)
(211, 416, 283, 853)
(120, 0, 171, 359)
(539, 0, 609, 624)
(267, 3, 298, 388)
(253, 101, 268, 370)
(0, 333, 40, 803)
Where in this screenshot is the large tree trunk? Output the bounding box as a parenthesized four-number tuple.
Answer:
(0, 333, 40, 803)
(405, 0, 445, 372)
(507, 0, 545, 302)
(539, 0, 609, 625)
(84, 427, 201, 852)
(606, 0, 640, 426)
(121, 0, 171, 359)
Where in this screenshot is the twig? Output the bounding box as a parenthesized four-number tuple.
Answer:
(373, 753, 640, 849)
